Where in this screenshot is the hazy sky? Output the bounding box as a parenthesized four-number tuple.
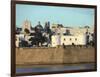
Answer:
(16, 4, 95, 28)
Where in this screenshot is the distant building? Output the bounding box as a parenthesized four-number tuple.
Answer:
(51, 24, 67, 35)
(51, 24, 94, 35)
(16, 34, 24, 47)
(51, 34, 86, 47)
(22, 19, 32, 33)
(69, 27, 94, 35)
(16, 20, 94, 47)
(51, 25, 94, 47)
(16, 35, 20, 47)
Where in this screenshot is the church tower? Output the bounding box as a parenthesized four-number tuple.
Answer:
(22, 19, 31, 33)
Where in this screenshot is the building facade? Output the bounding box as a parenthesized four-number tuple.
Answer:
(51, 34, 86, 47)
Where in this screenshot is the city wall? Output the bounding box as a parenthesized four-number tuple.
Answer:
(16, 47, 95, 65)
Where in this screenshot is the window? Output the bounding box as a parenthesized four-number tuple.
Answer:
(64, 38, 66, 41)
(70, 38, 72, 41)
(75, 38, 77, 41)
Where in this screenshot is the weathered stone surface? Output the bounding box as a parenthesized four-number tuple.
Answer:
(16, 47, 95, 65)
(16, 47, 64, 64)
(63, 47, 95, 63)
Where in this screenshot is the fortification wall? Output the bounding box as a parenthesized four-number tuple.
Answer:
(16, 47, 95, 65)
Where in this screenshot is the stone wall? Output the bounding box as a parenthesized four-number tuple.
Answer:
(16, 47, 95, 65)
(16, 47, 64, 64)
(63, 47, 95, 63)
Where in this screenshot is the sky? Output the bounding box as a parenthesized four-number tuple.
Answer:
(16, 4, 95, 28)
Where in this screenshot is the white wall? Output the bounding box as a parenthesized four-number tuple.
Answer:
(0, 0, 100, 77)
(61, 35, 86, 45)
(52, 35, 86, 47)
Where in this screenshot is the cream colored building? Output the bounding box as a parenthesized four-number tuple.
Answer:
(51, 24, 94, 47)
(69, 27, 94, 35)
(51, 35, 61, 47)
(16, 36, 20, 47)
(61, 35, 86, 45)
(51, 24, 94, 35)
(15, 34, 24, 47)
(51, 34, 86, 47)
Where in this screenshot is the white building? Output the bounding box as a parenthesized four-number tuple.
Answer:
(15, 34, 34, 47)
(51, 24, 94, 35)
(15, 34, 24, 47)
(51, 25, 94, 47)
(51, 34, 86, 47)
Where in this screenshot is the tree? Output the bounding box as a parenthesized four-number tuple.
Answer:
(24, 28, 30, 35)
(36, 21, 43, 31)
(57, 24, 63, 28)
(84, 26, 90, 28)
(44, 21, 51, 34)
